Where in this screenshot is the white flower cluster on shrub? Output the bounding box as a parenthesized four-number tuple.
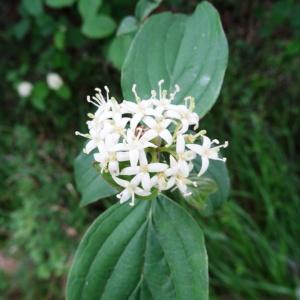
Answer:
(76, 81, 228, 206)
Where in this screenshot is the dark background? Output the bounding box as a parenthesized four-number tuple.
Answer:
(0, 0, 299, 299)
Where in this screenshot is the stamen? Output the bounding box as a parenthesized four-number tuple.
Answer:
(87, 96, 100, 107)
(75, 131, 90, 138)
(104, 86, 110, 101)
(132, 84, 140, 102)
(151, 90, 157, 99)
(169, 84, 180, 100)
(158, 80, 164, 99)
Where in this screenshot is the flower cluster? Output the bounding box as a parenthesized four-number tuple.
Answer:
(76, 80, 228, 206)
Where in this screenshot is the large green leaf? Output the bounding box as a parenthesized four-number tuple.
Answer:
(66, 195, 208, 300)
(122, 1, 228, 118)
(74, 152, 117, 206)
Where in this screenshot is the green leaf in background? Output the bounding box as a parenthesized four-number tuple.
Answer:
(117, 16, 139, 36)
(31, 81, 49, 111)
(56, 85, 71, 100)
(108, 33, 134, 70)
(135, 0, 162, 21)
(81, 14, 116, 39)
(22, 0, 43, 16)
(45, 0, 76, 8)
(78, 0, 103, 20)
(122, 1, 228, 118)
(74, 152, 116, 206)
(66, 195, 208, 300)
(13, 18, 30, 40)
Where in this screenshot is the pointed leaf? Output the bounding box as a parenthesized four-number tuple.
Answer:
(66, 195, 208, 300)
(74, 152, 117, 206)
(122, 2, 228, 118)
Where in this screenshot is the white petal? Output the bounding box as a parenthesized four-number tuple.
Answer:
(129, 149, 139, 166)
(112, 176, 129, 188)
(186, 144, 203, 155)
(164, 109, 180, 119)
(84, 140, 97, 154)
(139, 150, 148, 166)
(116, 152, 129, 162)
(143, 116, 156, 128)
(159, 129, 173, 145)
(163, 119, 172, 128)
(166, 177, 175, 189)
(178, 119, 189, 134)
(141, 173, 151, 191)
(135, 187, 151, 197)
(150, 175, 158, 187)
(119, 189, 131, 204)
(198, 157, 209, 176)
(148, 163, 168, 173)
(120, 166, 140, 176)
(94, 152, 104, 162)
(141, 129, 158, 142)
(112, 143, 128, 152)
(202, 136, 212, 149)
(178, 160, 190, 177)
(176, 135, 185, 153)
(131, 174, 142, 186)
(108, 161, 119, 175)
(130, 113, 143, 130)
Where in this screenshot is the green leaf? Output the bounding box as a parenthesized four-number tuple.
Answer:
(186, 177, 218, 210)
(122, 1, 228, 118)
(194, 160, 230, 216)
(22, 0, 43, 16)
(13, 18, 30, 40)
(117, 16, 139, 36)
(81, 15, 116, 39)
(31, 81, 49, 111)
(56, 85, 71, 100)
(45, 0, 76, 8)
(54, 29, 66, 50)
(66, 195, 208, 300)
(78, 0, 102, 20)
(74, 152, 117, 206)
(135, 0, 162, 21)
(107, 34, 134, 71)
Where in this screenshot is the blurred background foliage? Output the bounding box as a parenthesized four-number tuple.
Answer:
(0, 0, 299, 299)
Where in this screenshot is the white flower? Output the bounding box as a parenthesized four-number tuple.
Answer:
(176, 134, 196, 172)
(151, 80, 180, 115)
(187, 136, 228, 176)
(165, 99, 199, 133)
(76, 81, 228, 206)
(121, 151, 168, 191)
(17, 81, 32, 97)
(113, 129, 157, 167)
(113, 175, 151, 206)
(141, 116, 173, 145)
(165, 156, 196, 196)
(94, 135, 128, 175)
(47, 72, 63, 90)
